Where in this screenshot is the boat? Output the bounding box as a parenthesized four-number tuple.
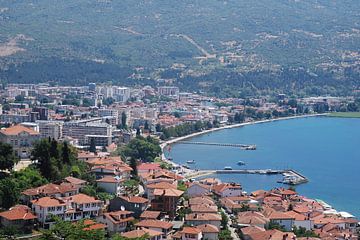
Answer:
(182, 164, 190, 169)
(186, 160, 196, 164)
(224, 166, 232, 170)
(241, 145, 257, 150)
(237, 161, 246, 165)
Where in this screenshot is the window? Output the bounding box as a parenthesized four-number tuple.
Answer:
(85, 203, 90, 208)
(56, 206, 62, 211)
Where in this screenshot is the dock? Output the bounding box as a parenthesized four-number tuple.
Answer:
(184, 169, 308, 185)
(177, 141, 256, 149)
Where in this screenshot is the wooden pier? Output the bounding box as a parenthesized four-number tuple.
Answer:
(177, 141, 256, 149)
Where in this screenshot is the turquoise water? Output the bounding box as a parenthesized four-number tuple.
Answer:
(167, 117, 360, 217)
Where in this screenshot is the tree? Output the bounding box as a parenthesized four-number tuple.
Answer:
(103, 97, 115, 106)
(144, 121, 149, 131)
(155, 123, 162, 132)
(219, 229, 232, 240)
(50, 138, 59, 159)
(14, 95, 25, 103)
(31, 139, 52, 180)
(122, 136, 161, 162)
(136, 128, 141, 137)
(129, 158, 138, 176)
(89, 138, 97, 153)
(39, 218, 106, 240)
(121, 112, 127, 129)
(221, 211, 228, 228)
(0, 142, 19, 171)
(0, 178, 19, 209)
(62, 141, 70, 164)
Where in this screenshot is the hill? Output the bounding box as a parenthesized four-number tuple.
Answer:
(0, 0, 359, 96)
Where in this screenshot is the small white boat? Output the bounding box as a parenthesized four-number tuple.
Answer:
(186, 160, 196, 164)
(224, 166, 232, 170)
(237, 161, 245, 165)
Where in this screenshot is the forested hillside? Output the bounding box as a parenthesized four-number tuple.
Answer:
(0, 0, 359, 96)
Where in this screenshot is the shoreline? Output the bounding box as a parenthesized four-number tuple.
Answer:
(160, 113, 328, 151)
(159, 112, 359, 218)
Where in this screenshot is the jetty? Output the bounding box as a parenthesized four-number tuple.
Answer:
(177, 141, 256, 149)
(184, 169, 308, 185)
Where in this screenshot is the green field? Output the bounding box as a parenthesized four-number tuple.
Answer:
(328, 112, 360, 118)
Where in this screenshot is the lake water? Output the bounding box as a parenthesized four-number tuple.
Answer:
(167, 117, 360, 217)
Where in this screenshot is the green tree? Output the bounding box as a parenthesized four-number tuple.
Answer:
(121, 112, 127, 129)
(122, 137, 161, 162)
(136, 128, 141, 137)
(50, 138, 59, 159)
(39, 218, 106, 240)
(31, 139, 52, 180)
(62, 141, 71, 164)
(144, 121, 149, 131)
(0, 142, 19, 171)
(219, 229, 232, 240)
(14, 95, 25, 103)
(103, 97, 115, 106)
(89, 138, 97, 153)
(0, 178, 19, 209)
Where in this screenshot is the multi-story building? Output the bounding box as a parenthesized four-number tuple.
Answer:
(98, 108, 119, 125)
(31, 194, 103, 228)
(113, 87, 130, 102)
(36, 121, 63, 140)
(158, 86, 179, 100)
(62, 120, 112, 146)
(0, 125, 40, 158)
(98, 210, 134, 234)
(0, 114, 30, 124)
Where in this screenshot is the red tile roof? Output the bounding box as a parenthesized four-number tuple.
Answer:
(181, 227, 202, 235)
(135, 219, 173, 230)
(196, 224, 219, 233)
(31, 197, 66, 207)
(140, 210, 161, 219)
(119, 195, 148, 204)
(185, 213, 222, 221)
(121, 228, 162, 238)
(0, 125, 39, 136)
(153, 188, 183, 197)
(0, 205, 37, 221)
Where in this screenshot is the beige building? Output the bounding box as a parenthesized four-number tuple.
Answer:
(0, 125, 40, 158)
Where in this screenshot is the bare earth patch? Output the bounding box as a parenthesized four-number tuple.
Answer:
(0, 34, 33, 57)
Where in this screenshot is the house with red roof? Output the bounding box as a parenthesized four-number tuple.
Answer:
(98, 210, 134, 234)
(31, 193, 103, 228)
(185, 213, 222, 228)
(212, 183, 242, 198)
(0, 205, 37, 232)
(96, 176, 124, 195)
(135, 219, 173, 239)
(121, 228, 162, 240)
(150, 188, 183, 220)
(109, 195, 149, 218)
(186, 182, 212, 197)
(196, 224, 219, 240)
(21, 183, 79, 204)
(137, 163, 161, 174)
(0, 124, 40, 158)
(173, 227, 203, 240)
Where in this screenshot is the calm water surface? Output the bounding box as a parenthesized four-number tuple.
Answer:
(167, 117, 360, 216)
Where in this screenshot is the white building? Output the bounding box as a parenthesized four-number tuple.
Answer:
(36, 121, 63, 140)
(31, 194, 103, 228)
(96, 176, 123, 195)
(158, 86, 179, 100)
